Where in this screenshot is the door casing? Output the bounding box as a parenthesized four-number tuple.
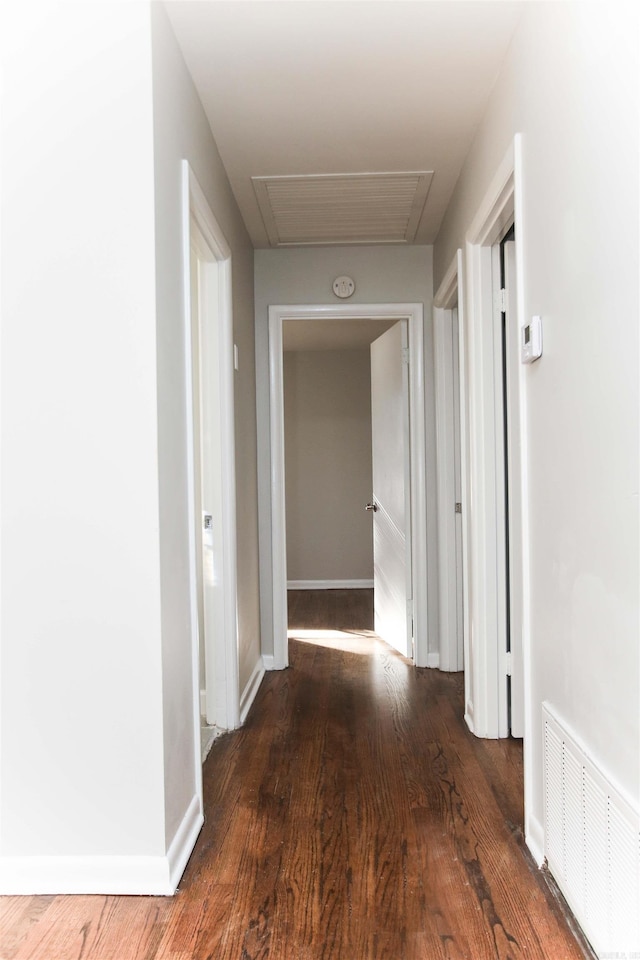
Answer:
(434, 249, 467, 672)
(457, 135, 537, 860)
(267, 303, 429, 669)
(181, 161, 240, 800)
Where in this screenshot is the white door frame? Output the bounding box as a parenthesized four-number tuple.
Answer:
(502, 238, 525, 740)
(181, 161, 240, 799)
(268, 303, 429, 669)
(464, 137, 518, 739)
(462, 135, 534, 849)
(433, 249, 468, 673)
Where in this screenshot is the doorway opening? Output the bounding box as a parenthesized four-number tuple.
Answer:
(182, 162, 240, 786)
(282, 317, 411, 659)
(432, 140, 529, 855)
(456, 135, 534, 849)
(268, 303, 429, 671)
(458, 137, 527, 744)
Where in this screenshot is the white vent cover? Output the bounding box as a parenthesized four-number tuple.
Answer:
(543, 703, 640, 957)
(252, 171, 433, 247)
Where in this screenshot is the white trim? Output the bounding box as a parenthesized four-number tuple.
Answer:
(434, 252, 460, 310)
(491, 241, 509, 737)
(433, 304, 456, 666)
(427, 652, 440, 669)
(268, 313, 288, 669)
(181, 162, 240, 792)
(526, 813, 545, 868)
(0, 855, 177, 896)
(406, 310, 429, 667)
(433, 250, 468, 674)
(287, 579, 374, 590)
(462, 135, 533, 835)
(201, 724, 223, 763)
(464, 701, 475, 736)
(503, 237, 524, 739)
(513, 135, 536, 861)
(0, 797, 203, 895)
(463, 139, 518, 740)
(166, 794, 204, 892)
(262, 655, 276, 672)
(466, 140, 516, 247)
(268, 303, 430, 670)
(455, 251, 472, 716)
(239, 658, 266, 724)
(181, 161, 205, 811)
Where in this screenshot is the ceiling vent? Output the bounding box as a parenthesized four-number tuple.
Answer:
(252, 171, 433, 247)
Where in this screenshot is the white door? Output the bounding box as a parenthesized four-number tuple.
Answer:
(190, 242, 228, 730)
(369, 321, 412, 658)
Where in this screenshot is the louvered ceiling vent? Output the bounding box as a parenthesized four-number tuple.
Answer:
(252, 171, 433, 247)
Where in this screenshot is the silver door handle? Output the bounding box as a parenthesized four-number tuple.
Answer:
(365, 502, 377, 512)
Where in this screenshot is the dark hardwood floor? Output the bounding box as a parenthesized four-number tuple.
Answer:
(0, 590, 591, 960)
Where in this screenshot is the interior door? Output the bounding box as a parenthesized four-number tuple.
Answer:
(191, 248, 225, 729)
(369, 321, 412, 658)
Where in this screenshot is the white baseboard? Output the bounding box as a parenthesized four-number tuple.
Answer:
(0, 855, 175, 896)
(201, 724, 223, 763)
(526, 812, 545, 867)
(239, 658, 265, 723)
(464, 701, 475, 736)
(287, 579, 374, 590)
(262, 653, 288, 671)
(0, 796, 203, 896)
(167, 794, 204, 892)
(427, 652, 440, 669)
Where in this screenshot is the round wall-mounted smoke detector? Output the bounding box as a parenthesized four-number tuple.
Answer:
(332, 275, 355, 299)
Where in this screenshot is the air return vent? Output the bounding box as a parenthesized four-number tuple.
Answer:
(543, 703, 640, 957)
(252, 171, 433, 247)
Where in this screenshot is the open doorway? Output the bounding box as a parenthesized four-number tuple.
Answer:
(282, 318, 392, 594)
(432, 166, 527, 858)
(268, 303, 429, 670)
(433, 139, 527, 750)
(283, 317, 414, 658)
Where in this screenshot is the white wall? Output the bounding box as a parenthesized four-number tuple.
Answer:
(284, 350, 373, 582)
(0, 1, 262, 893)
(255, 245, 437, 657)
(151, 4, 261, 845)
(434, 1, 639, 842)
(0, 3, 165, 870)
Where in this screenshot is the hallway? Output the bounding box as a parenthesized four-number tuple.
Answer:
(0, 591, 591, 960)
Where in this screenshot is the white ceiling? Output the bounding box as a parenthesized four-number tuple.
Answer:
(164, 1, 523, 249)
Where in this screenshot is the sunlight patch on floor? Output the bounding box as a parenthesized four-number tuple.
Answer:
(288, 628, 382, 655)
